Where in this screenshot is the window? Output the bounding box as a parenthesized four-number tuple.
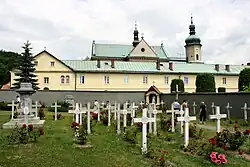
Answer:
(222, 77, 227, 84)
(124, 75, 129, 84)
(66, 75, 70, 83)
(51, 61, 55, 67)
(184, 77, 188, 84)
(34, 61, 38, 66)
(80, 76, 85, 84)
(164, 76, 169, 84)
(104, 76, 110, 84)
(44, 77, 49, 84)
(61, 75, 65, 84)
(196, 54, 199, 60)
(143, 75, 148, 84)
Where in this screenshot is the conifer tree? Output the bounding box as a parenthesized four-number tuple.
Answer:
(12, 41, 39, 90)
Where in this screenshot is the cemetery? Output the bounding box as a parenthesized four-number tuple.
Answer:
(0, 94, 250, 167)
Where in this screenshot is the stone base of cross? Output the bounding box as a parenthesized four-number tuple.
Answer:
(134, 108, 156, 154)
(209, 106, 227, 133)
(177, 108, 196, 148)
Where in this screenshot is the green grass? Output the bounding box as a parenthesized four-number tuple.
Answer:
(0, 111, 249, 167)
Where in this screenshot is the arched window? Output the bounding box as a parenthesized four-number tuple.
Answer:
(66, 75, 70, 83)
(61, 75, 65, 84)
(196, 54, 199, 60)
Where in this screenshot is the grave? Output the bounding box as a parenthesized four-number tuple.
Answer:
(209, 106, 227, 133)
(2, 83, 45, 129)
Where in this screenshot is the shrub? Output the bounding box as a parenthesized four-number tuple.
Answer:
(170, 79, 184, 93)
(195, 73, 216, 92)
(122, 126, 137, 144)
(0, 101, 12, 111)
(71, 122, 87, 145)
(7, 124, 44, 144)
(189, 124, 203, 139)
(47, 101, 70, 112)
(53, 114, 64, 120)
(238, 68, 250, 91)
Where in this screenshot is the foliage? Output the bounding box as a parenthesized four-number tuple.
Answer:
(53, 114, 64, 120)
(238, 68, 250, 91)
(122, 126, 137, 144)
(210, 152, 228, 165)
(195, 73, 216, 92)
(12, 41, 39, 90)
(71, 122, 87, 145)
(0, 101, 12, 111)
(189, 123, 203, 139)
(170, 79, 184, 93)
(47, 101, 70, 113)
(0, 50, 21, 87)
(7, 124, 44, 144)
(101, 110, 109, 126)
(160, 113, 176, 132)
(218, 87, 226, 92)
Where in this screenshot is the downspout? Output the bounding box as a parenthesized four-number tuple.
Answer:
(74, 71, 77, 91)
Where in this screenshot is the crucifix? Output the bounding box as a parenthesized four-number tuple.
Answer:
(225, 102, 232, 120)
(74, 103, 81, 124)
(133, 108, 156, 154)
(51, 101, 61, 121)
(107, 103, 111, 126)
(192, 101, 197, 115)
(241, 103, 249, 123)
(112, 101, 117, 121)
(209, 106, 227, 133)
(177, 108, 196, 148)
(8, 100, 18, 120)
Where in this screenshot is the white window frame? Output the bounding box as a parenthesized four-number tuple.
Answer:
(50, 61, 55, 67)
(164, 76, 169, 84)
(104, 75, 110, 84)
(44, 77, 49, 84)
(184, 77, 188, 84)
(222, 77, 227, 84)
(124, 75, 129, 84)
(66, 75, 70, 83)
(80, 75, 85, 84)
(143, 75, 148, 84)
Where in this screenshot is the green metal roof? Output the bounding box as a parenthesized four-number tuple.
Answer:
(92, 43, 170, 60)
(62, 60, 246, 75)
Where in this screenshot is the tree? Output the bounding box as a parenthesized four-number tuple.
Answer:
(170, 79, 184, 93)
(238, 68, 250, 92)
(12, 41, 39, 90)
(195, 73, 216, 92)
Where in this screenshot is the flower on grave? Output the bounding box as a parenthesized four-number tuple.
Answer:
(238, 150, 244, 155)
(38, 127, 44, 136)
(209, 152, 228, 165)
(209, 137, 217, 145)
(28, 124, 34, 131)
(71, 122, 80, 129)
(22, 124, 27, 129)
(243, 129, 250, 135)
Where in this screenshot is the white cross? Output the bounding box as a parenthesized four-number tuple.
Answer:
(117, 103, 121, 135)
(209, 106, 227, 133)
(51, 101, 61, 121)
(107, 103, 111, 126)
(192, 101, 197, 115)
(211, 102, 215, 115)
(172, 84, 180, 100)
(95, 103, 101, 121)
(121, 103, 131, 128)
(131, 102, 138, 125)
(177, 108, 196, 148)
(32, 101, 42, 118)
(147, 103, 155, 133)
(133, 108, 156, 154)
(86, 102, 92, 134)
(176, 109, 185, 134)
(23, 106, 29, 125)
(140, 101, 144, 107)
(113, 102, 117, 121)
(74, 103, 81, 124)
(151, 103, 162, 135)
(241, 103, 250, 123)
(166, 103, 178, 132)
(225, 102, 232, 120)
(8, 100, 18, 120)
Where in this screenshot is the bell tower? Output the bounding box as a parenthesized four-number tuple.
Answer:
(132, 23, 139, 47)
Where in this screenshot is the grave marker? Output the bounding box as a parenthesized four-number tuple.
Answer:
(176, 109, 185, 134)
(192, 101, 197, 115)
(117, 103, 121, 135)
(166, 104, 177, 132)
(87, 102, 92, 134)
(51, 101, 61, 121)
(209, 106, 227, 133)
(108, 103, 111, 126)
(225, 102, 232, 120)
(121, 102, 131, 128)
(8, 100, 18, 120)
(177, 108, 196, 148)
(241, 103, 249, 123)
(134, 108, 156, 154)
(211, 102, 215, 115)
(32, 101, 42, 118)
(151, 103, 162, 135)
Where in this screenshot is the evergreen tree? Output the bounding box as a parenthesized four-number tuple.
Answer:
(195, 73, 216, 92)
(12, 41, 39, 90)
(170, 79, 185, 93)
(238, 68, 250, 91)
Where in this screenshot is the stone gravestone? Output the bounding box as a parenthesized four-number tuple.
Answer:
(209, 106, 227, 133)
(51, 101, 61, 121)
(3, 83, 45, 129)
(225, 102, 232, 120)
(134, 108, 156, 154)
(177, 108, 196, 148)
(241, 103, 250, 123)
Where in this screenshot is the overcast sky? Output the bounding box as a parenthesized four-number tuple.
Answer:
(0, 0, 250, 64)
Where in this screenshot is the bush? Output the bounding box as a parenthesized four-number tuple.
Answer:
(195, 73, 216, 92)
(238, 68, 250, 91)
(0, 101, 12, 111)
(71, 122, 87, 145)
(47, 101, 70, 112)
(170, 79, 184, 93)
(123, 126, 137, 144)
(218, 87, 226, 92)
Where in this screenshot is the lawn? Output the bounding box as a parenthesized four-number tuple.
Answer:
(0, 110, 249, 167)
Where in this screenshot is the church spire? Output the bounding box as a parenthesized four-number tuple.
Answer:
(132, 22, 139, 47)
(189, 14, 196, 35)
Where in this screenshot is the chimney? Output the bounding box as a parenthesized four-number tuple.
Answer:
(111, 60, 115, 68)
(156, 60, 160, 70)
(225, 65, 230, 72)
(169, 62, 173, 71)
(97, 59, 100, 68)
(247, 62, 250, 66)
(215, 64, 219, 71)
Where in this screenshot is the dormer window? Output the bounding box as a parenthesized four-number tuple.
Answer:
(51, 61, 55, 67)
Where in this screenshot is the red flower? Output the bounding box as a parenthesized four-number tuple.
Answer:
(160, 155, 164, 161)
(28, 124, 34, 131)
(22, 124, 27, 128)
(211, 157, 217, 163)
(223, 145, 228, 151)
(215, 160, 221, 165)
(210, 153, 216, 159)
(218, 154, 226, 160)
(220, 158, 228, 164)
(239, 150, 244, 155)
(209, 138, 217, 145)
(71, 122, 80, 128)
